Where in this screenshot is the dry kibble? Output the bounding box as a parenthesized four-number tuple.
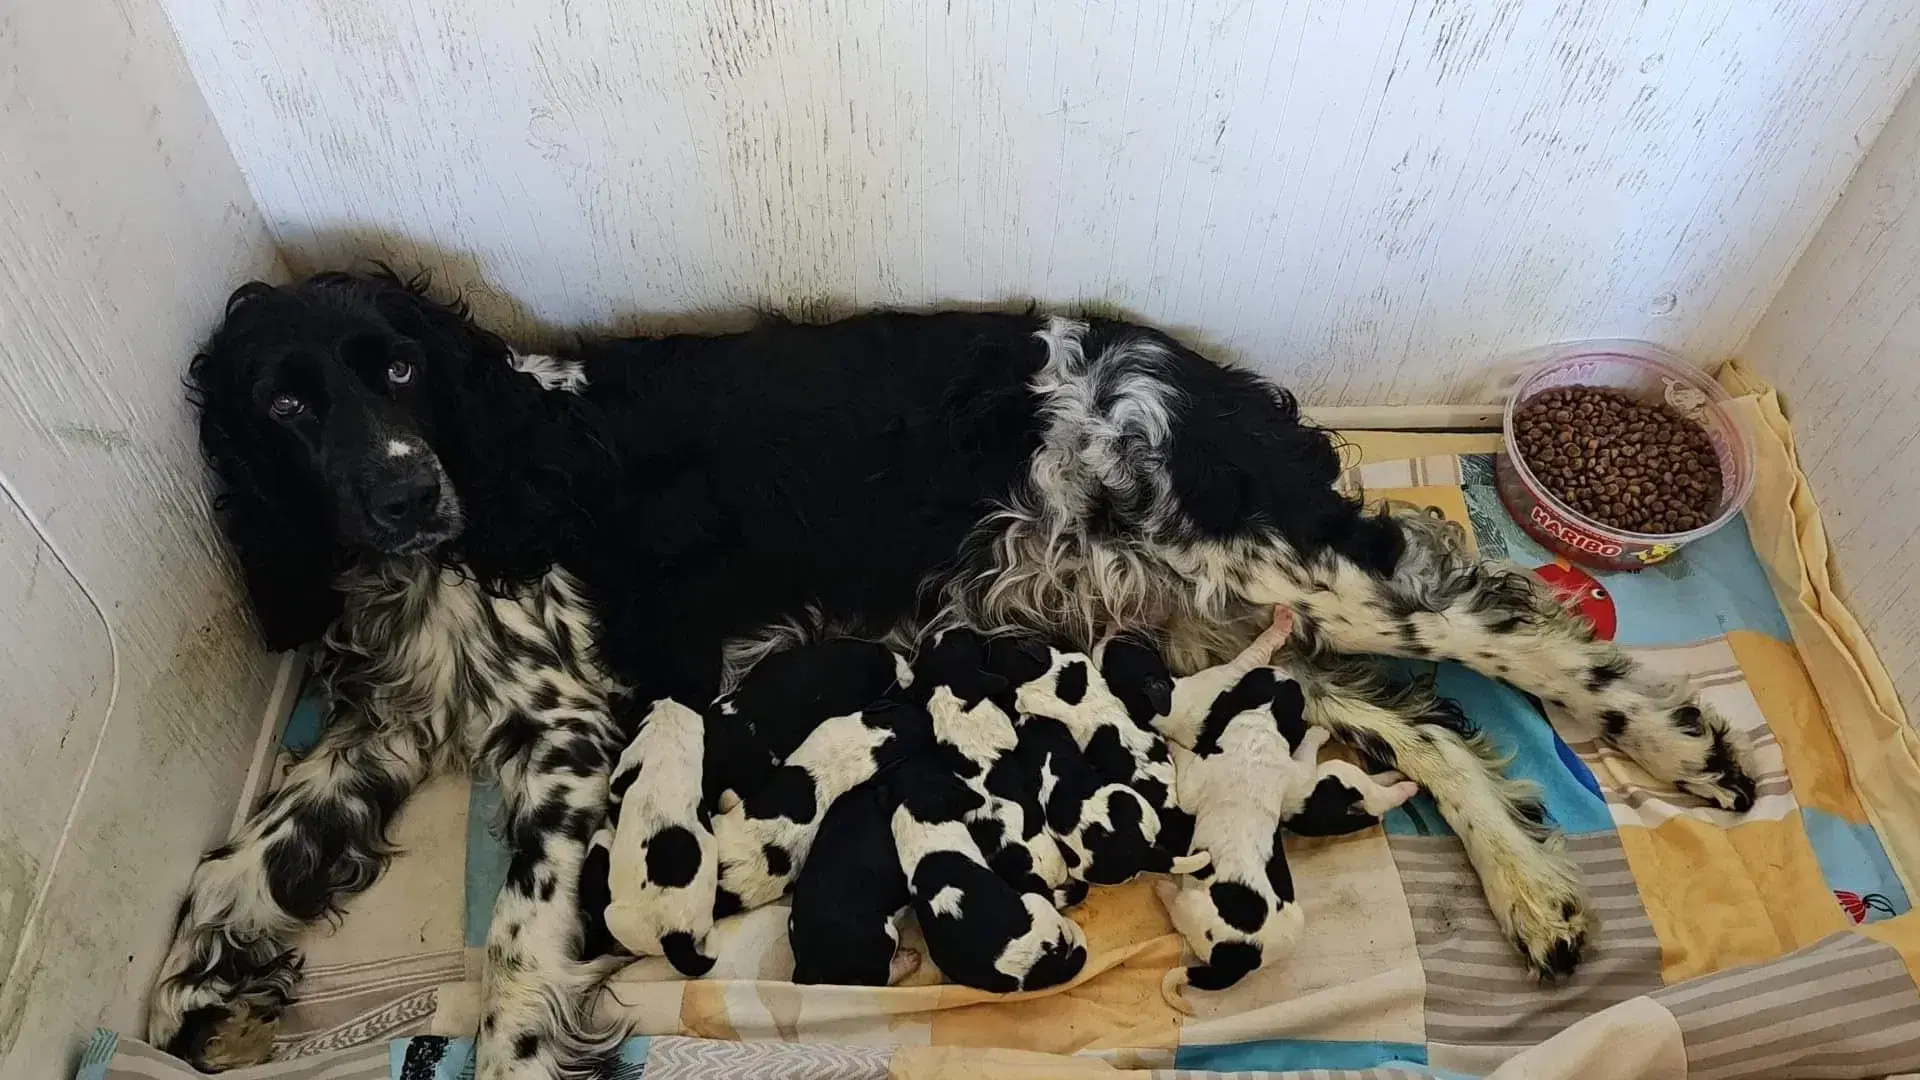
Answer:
(1514, 385, 1723, 535)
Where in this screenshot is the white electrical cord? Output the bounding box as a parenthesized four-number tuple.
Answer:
(0, 465, 123, 998)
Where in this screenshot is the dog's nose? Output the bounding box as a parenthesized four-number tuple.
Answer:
(366, 473, 440, 529)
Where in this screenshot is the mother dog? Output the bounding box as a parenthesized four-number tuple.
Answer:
(151, 270, 1754, 1077)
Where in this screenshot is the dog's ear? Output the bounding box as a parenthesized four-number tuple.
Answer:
(190, 341, 341, 651)
(360, 267, 513, 382)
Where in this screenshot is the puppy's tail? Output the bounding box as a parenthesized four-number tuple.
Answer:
(661, 932, 717, 978)
(1160, 967, 1195, 1015)
(1167, 851, 1211, 875)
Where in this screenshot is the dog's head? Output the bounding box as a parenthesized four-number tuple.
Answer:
(189, 270, 533, 648)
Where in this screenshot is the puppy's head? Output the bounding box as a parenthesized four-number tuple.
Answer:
(189, 270, 521, 647)
(1096, 632, 1173, 728)
(913, 629, 1008, 708)
(1076, 785, 1166, 886)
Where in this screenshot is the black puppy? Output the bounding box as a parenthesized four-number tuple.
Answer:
(720, 640, 906, 759)
(788, 781, 915, 986)
(706, 640, 906, 812)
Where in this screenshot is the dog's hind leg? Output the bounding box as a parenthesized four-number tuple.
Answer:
(1199, 507, 1757, 815)
(476, 701, 632, 1080)
(147, 704, 436, 1070)
(1302, 662, 1595, 980)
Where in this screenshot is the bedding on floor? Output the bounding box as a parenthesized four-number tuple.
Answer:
(92, 365, 1920, 1080)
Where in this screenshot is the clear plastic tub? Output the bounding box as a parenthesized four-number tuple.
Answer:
(1495, 340, 1755, 572)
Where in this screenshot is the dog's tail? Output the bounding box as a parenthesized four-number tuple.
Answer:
(1167, 851, 1211, 875)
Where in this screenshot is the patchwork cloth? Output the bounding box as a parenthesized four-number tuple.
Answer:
(98, 366, 1920, 1080)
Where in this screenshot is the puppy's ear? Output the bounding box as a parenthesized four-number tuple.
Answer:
(191, 346, 341, 651)
(1143, 676, 1174, 717)
(983, 636, 1052, 685)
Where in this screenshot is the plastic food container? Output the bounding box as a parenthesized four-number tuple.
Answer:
(1495, 340, 1754, 572)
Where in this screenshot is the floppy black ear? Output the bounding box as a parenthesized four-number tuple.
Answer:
(1143, 675, 1174, 717)
(190, 346, 341, 651)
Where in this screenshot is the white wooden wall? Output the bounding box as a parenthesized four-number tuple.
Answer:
(0, 0, 281, 1066)
(161, 0, 1920, 403)
(1743, 76, 1920, 713)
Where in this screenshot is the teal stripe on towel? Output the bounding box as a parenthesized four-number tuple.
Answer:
(1173, 1037, 1439, 1074)
(463, 780, 509, 947)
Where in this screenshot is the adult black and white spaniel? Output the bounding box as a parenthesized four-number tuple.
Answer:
(154, 269, 1756, 1077)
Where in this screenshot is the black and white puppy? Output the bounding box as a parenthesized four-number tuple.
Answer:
(599, 698, 719, 975)
(1154, 688, 1319, 1012)
(1149, 612, 1419, 1011)
(706, 639, 907, 812)
(997, 641, 1198, 882)
(719, 640, 908, 760)
(887, 748, 1089, 993)
(913, 631, 1078, 907)
(1106, 609, 1420, 839)
(713, 700, 919, 915)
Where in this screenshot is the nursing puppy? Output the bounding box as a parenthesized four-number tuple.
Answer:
(720, 640, 907, 759)
(887, 749, 1088, 993)
(707, 639, 907, 812)
(914, 630, 1077, 907)
(713, 699, 919, 915)
(788, 780, 919, 986)
(998, 641, 1195, 878)
(1285, 755, 1421, 837)
(1155, 690, 1321, 1013)
(599, 698, 719, 975)
(1105, 608, 1419, 839)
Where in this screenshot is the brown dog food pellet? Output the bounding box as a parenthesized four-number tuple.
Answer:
(1513, 386, 1723, 535)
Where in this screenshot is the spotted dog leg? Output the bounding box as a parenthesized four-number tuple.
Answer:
(477, 706, 631, 1080)
(1315, 508, 1755, 811)
(1300, 658, 1595, 980)
(147, 707, 435, 1069)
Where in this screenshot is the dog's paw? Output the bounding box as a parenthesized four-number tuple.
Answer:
(1674, 724, 1758, 813)
(1504, 878, 1596, 983)
(169, 1001, 282, 1071)
(887, 947, 923, 985)
(148, 931, 300, 1069)
(1607, 696, 1759, 814)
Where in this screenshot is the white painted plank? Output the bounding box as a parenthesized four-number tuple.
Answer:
(0, 504, 113, 1012)
(1743, 75, 1920, 714)
(0, 0, 282, 1064)
(163, 0, 1920, 402)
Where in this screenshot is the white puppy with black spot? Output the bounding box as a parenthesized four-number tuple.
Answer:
(1154, 608, 1417, 1012)
(601, 698, 719, 976)
(712, 701, 912, 915)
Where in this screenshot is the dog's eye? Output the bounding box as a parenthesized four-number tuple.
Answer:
(269, 392, 305, 417)
(387, 358, 415, 386)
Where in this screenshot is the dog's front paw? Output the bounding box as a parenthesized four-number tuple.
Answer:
(148, 929, 300, 1069)
(171, 1001, 283, 1071)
